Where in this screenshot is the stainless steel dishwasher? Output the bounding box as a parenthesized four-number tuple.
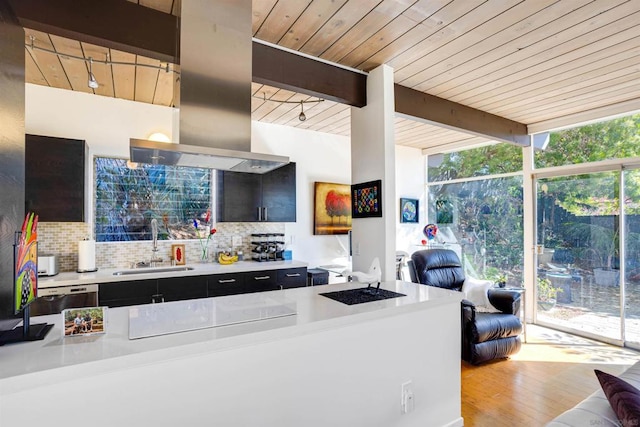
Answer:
(30, 284, 99, 316)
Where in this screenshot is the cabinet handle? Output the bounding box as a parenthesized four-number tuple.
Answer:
(257, 207, 262, 221)
(254, 275, 270, 280)
(218, 279, 236, 283)
(286, 273, 301, 277)
(263, 207, 268, 221)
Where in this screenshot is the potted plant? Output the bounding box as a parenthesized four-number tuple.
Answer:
(537, 277, 563, 311)
(496, 273, 507, 288)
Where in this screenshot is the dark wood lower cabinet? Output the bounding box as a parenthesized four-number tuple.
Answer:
(207, 273, 248, 297)
(158, 276, 208, 302)
(243, 270, 279, 293)
(99, 279, 158, 308)
(99, 267, 308, 308)
(278, 268, 307, 289)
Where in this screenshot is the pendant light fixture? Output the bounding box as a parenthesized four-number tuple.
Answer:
(255, 92, 324, 122)
(298, 101, 306, 122)
(87, 57, 99, 89)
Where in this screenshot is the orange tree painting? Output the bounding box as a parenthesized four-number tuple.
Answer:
(314, 182, 352, 235)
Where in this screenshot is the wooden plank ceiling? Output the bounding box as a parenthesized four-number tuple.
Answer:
(23, 0, 640, 154)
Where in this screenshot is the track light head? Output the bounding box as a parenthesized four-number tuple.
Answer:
(298, 101, 306, 122)
(87, 57, 99, 89)
(88, 73, 99, 89)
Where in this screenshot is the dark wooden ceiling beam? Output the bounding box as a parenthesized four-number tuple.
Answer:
(253, 42, 366, 107)
(6, 0, 179, 64)
(6, 0, 366, 107)
(395, 84, 530, 146)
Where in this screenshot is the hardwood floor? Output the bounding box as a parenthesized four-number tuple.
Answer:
(461, 325, 640, 426)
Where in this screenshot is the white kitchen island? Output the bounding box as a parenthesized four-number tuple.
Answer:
(0, 280, 463, 427)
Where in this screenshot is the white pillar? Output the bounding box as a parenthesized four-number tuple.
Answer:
(350, 65, 396, 281)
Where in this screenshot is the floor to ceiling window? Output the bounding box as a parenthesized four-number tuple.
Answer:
(533, 113, 640, 346)
(624, 168, 640, 346)
(427, 144, 524, 285)
(535, 172, 621, 341)
(425, 113, 640, 347)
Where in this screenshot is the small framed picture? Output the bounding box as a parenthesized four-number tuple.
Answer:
(171, 244, 186, 265)
(63, 306, 107, 337)
(351, 179, 383, 219)
(400, 198, 419, 223)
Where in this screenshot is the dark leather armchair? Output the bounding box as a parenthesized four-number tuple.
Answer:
(408, 248, 523, 365)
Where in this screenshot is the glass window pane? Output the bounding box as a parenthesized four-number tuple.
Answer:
(427, 176, 524, 285)
(624, 169, 640, 346)
(535, 114, 640, 168)
(428, 143, 522, 182)
(536, 172, 621, 340)
(94, 158, 211, 242)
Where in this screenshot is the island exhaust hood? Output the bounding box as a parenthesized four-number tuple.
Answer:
(129, 0, 289, 174)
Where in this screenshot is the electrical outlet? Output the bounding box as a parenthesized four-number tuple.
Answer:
(401, 381, 415, 414)
(354, 242, 361, 256)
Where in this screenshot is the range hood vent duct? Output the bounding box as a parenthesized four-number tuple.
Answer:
(129, 0, 288, 174)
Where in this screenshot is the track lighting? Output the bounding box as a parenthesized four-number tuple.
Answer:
(255, 92, 324, 122)
(26, 36, 175, 90)
(298, 101, 306, 122)
(88, 57, 99, 89)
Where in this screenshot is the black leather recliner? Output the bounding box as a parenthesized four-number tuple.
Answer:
(408, 248, 523, 365)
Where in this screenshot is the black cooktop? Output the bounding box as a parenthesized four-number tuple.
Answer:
(319, 287, 406, 306)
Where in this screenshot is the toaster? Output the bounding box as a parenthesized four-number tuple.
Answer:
(38, 255, 59, 277)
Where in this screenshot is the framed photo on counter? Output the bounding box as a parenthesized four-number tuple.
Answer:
(63, 306, 107, 337)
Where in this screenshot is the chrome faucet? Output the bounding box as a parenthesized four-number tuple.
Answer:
(150, 218, 163, 266)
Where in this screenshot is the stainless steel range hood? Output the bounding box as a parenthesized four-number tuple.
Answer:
(129, 0, 289, 174)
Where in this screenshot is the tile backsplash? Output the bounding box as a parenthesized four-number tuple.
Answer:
(38, 222, 286, 271)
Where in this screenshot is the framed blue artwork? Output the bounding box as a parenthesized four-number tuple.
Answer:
(400, 198, 419, 223)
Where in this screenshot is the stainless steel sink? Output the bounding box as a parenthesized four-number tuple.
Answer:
(113, 266, 195, 276)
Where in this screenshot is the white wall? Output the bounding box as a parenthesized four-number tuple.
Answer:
(25, 84, 174, 158)
(395, 145, 427, 255)
(25, 84, 426, 271)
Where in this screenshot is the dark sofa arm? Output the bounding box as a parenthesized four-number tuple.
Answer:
(461, 299, 476, 324)
(487, 289, 521, 315)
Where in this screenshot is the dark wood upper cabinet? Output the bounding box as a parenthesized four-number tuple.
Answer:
(261, 162, 297, 222)
(216, 170, 262, 222)
(217, 162, 296, 222)
(25, 134, 87, 222)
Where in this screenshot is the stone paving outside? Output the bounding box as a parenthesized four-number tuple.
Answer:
(537, 271, 640, 343)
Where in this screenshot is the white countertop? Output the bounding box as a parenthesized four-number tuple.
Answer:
(0, 280, 462, 390)
(38, 260, 308, 288)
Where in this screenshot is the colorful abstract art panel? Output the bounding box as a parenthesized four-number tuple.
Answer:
(351, 180, 383, 218)
(314, 182, 352, 235)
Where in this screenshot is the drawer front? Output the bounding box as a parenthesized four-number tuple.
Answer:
(99, 279, 158, 307)
(243, 271, 278, 293)
(278, 267, 307, 289)
(207, 273, 247, 297)
(158, 276, 208, 302)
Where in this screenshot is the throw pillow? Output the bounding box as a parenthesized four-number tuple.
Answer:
(461, 277, 492, 308)
(595, 369, 640, 427)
